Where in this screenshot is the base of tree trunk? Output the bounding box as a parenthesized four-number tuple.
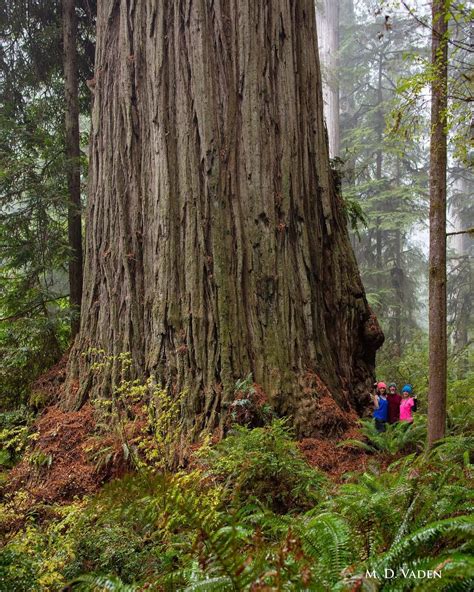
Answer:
(63, 308, 382, 439)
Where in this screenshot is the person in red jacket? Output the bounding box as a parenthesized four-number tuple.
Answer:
(387, 382, 402, 424)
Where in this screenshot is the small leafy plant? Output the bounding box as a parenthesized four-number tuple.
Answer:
(341, 417, 426, 456)
(0, 406, 33, 468)
(197, 419, 327, 512)
(224, 374, 274, 429)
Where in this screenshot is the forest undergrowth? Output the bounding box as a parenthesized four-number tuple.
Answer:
(0, 347, 473, 591)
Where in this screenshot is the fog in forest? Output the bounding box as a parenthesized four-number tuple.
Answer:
(316, 0, 473, 357)
(1, 1, 473, 588)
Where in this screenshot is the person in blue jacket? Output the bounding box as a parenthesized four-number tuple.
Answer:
(372, 381, 389, 432)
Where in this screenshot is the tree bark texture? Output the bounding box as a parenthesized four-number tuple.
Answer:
(428, 0, 448, 447)
(64, 0, 383, 436)
(63, 0, 84, 336)
(315, 0, 340, 158)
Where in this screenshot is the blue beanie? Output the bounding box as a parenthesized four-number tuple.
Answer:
(401, 385, 413, 394)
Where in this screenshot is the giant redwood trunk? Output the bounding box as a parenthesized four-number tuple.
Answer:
(64, 0, 383, 436)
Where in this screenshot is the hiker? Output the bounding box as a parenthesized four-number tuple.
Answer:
(399, 384, 416, 423)
(404, 384, 417, 411)
(372, 382, 388, 432)
(387, 383, 402, 424)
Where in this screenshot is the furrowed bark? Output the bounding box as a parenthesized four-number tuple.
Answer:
(64, 0, 383, 436)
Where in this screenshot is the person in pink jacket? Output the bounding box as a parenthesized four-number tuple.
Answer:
(399, 385, 415, 422)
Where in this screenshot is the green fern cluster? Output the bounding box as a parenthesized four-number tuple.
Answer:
(1, 422, 472, 591)
(342, 417, 427, 456)
(196, 419, 327, 512)
(0, 406, 33, 469)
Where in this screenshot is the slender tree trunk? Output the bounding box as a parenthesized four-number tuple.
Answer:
(394, 229, 402, 353)
(63, 0, 83, 336)
(316, 0, 340, 158)
(450, 17, 472, 379)
(64, 0, 383, 436)
(375, 50, 384, 293)
(451, 173, 472, 379)
(393, 157, 403, 355)
(340, 0, 356, 182)
(428, 0, 448, 447)
(453, 268, 471, 378)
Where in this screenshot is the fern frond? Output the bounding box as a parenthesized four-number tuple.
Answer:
(338, 438, 377, 453)
(409, 554, 474, 591)
(183, 575, 235, 591)
(373, 515, 474, 575)
(69, 574, 138, 591)
(429, 436, 474, 464)
(392, 490, 420, 545)
(298, 512, 354, 583)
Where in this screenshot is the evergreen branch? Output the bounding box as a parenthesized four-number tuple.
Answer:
(446, 228, 474, 237)
(400, 1, 473, 52)
(0, 294, 69, 322)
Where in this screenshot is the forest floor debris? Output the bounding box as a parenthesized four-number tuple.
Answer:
(7, 404, 99, 503)
(4, 369, 377, 507)
(299, 434, 368, 478)
(5, 403, 373, 508)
